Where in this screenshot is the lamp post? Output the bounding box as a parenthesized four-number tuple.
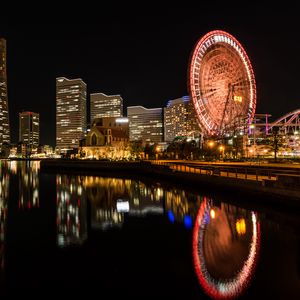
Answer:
(155, 146, 160, 160)
(219, 145, 224, 160)
(272, 126, 279, 162)
(250, 124, 256, 159)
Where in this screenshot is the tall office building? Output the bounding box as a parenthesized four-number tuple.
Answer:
(164, 96, 199, 142)
(56, 77, 87, 150)
(127, 106, 163, 144)
(0, 38, 10, 145)
(90, 93, 123, 122)
(19, 111, 39, 147)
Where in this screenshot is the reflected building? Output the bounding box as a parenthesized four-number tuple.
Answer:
(56, 175, 87, 246)
(126, 181, 164, 216)
(17, 161, 40, 209)
(81, 177, 164, 230)
(84, 177, 130, 230)
(165, 188, 201, 226)
(0, 160, 9, 274)
(192, 198, 260, 299)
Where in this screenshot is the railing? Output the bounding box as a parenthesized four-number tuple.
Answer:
(149, 160, 300, 182)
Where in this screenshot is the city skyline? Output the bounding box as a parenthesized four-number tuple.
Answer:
(0, 8, 300, 146)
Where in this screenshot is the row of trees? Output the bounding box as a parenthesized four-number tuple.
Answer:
(131, 127, 285, 161)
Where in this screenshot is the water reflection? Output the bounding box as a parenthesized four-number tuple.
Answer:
(165, 188, 201, 228)
(17, 161, 39, 209)
(3, 161, 300, 297)
(56, 175, 87, 246)
(56, 176, 167, 232)
(193, 197, 260, 299)
(0, 161, 9, 274)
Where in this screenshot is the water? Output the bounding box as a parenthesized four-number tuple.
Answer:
(0, 160, 299, 298)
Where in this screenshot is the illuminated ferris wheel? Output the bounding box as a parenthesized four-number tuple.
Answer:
(188, 30, 256, 136)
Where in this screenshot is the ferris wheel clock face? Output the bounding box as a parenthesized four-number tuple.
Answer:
(189, 30, 256, 135)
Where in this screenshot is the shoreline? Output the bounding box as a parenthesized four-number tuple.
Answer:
(40, 159, 300, 210)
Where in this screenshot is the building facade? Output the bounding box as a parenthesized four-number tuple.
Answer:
(56, 77, 87, 150)
(0, 38, 10, 145)
(19, 111, 39, 147)
(164, 96, 199, 142)
(90, 93, 123, 122)
(127, 106, 163, 144)
(91, 117, 129, 135)
(81, 116, 130, 160)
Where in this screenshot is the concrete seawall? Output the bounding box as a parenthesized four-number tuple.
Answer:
(40, 159, 300, 209)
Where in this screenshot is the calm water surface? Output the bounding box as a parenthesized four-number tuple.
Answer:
(0, 160, 299, 298)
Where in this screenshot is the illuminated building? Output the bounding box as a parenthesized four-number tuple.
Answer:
(127, 106, 163, 144)
(0, 38, 10, 145)
(81, 117, 130, 159)
(90, 93, 123, 122)
(56, 77, 87, 150)
(19, 111, 39, 147)
(164, 96, 199, 142)
(91, 117, 129, 135)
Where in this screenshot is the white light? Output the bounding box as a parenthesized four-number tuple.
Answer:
(116, 118, 129, 123)
(116, 200, 129, 212)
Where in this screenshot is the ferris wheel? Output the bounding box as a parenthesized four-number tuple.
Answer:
(188, 30, 256, 136)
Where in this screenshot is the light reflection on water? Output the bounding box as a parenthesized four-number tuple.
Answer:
(0, 160, 299, 298)
(193, 198, 260, 299)
(54, 173, 261, 298)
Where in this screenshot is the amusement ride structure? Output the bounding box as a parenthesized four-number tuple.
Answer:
(188, 30, 300, 157)
(188, 30, 256, 137)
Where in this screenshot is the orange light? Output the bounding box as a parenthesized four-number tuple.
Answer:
(234, 95, 243, 103)
(210, 209, 216, 219)
(236, 218, 246, 235)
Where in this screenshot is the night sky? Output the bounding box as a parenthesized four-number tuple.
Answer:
(1, 5, 299, 146)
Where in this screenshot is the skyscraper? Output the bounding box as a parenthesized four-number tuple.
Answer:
(19, 111, 39, 147)
(0, 38, 10, 145)
(90, 93, 123, 122)
(164, 96, 200, 142)
(56, 77, 87, 150)
(127, 106, 163, 144)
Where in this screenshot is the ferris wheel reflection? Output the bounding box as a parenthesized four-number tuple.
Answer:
(192, 198, 260, 299)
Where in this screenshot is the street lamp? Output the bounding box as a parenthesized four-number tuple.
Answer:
(207, 141, 215, 161)
(250, 124, 256, 158)
(155, 146, 160, 160)
(219, 145, 225, 160)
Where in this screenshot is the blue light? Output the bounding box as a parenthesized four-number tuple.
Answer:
(182, 95, 190, 102)
(168, 210, 175, 223)
(203, 211, 210, 225)
(166, 100, 172, 107)
(183, 215, 193, 229)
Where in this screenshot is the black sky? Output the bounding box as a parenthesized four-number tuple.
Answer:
(1, 5, 300, 146)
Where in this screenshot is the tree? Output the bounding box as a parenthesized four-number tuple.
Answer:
(271, 126, 282, 162)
